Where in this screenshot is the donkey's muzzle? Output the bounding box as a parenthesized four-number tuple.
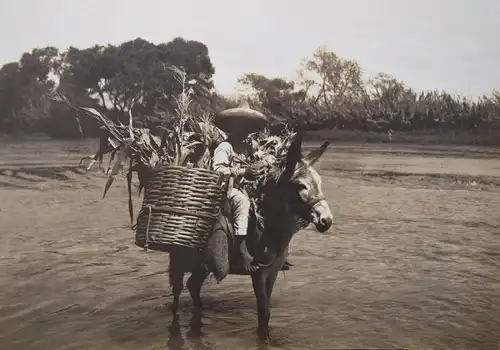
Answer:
(316, 216, 333, 233)
(311, 199, 333, 233)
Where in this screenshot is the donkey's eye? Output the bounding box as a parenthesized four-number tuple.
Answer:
(295, 183, 307, 191)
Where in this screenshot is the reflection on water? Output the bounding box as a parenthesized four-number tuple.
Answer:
(167, 313, 215, 350)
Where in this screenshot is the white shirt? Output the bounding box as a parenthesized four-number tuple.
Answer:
(212, 141, 253, 176)
(213, 138, 278, 177)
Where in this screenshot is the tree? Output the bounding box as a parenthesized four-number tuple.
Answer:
(237, 73, 309, 123)
(364, 73, 416, 124)
(57, 37, 215, 122)
(1, 40, 499, 140)
(0, 62, 24, 132)
(298, 46, 365, 106)
(0, 47, 59, 132)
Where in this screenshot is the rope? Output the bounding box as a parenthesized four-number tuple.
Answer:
(144, 205, 152, 252)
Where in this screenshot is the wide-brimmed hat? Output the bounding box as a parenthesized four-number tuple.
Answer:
(214, 107, 269, 135)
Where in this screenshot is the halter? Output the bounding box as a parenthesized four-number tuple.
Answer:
(305, 193, 325, 211)
(285, 186, 325, 226)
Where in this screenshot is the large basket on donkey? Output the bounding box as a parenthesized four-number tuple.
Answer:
(135, 165, 226, 252)
(135, 105, 269, 253)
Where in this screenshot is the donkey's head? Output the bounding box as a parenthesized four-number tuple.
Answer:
(279, 134, 333, 233)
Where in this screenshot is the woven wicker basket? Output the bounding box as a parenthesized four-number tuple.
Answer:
(135, 165, 226, 252)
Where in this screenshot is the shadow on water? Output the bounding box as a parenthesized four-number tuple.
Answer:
(101, 293, 289, 350)
(0, 165, 86, 181)
(0, 165, 100, 190)
(165, 312, 283, 350)
(104, 309, 223, 350)
(166, 313, 217, 350)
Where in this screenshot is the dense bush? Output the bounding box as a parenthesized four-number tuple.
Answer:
(0, 41, 498, 143)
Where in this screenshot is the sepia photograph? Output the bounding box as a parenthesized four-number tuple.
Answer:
(0, 0, 499, 349)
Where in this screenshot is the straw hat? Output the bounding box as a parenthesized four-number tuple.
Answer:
(214, 102, 268, 135)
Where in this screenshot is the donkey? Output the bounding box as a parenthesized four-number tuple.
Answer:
(167, 134, 333, 340)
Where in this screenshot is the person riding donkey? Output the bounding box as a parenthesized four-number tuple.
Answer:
(212, 105, 293, 273)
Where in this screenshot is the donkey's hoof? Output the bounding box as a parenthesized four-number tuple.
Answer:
(169, 305, 180, 319)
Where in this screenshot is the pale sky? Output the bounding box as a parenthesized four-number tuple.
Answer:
(1, 0, 499, 98)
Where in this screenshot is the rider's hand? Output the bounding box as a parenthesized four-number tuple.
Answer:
(244, 163, 264, 180)
(230, 168, 244, 177)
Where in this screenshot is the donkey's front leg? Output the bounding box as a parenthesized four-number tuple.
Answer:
(252, 272, 270, 340)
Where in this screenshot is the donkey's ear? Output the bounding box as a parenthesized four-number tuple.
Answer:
(284, 132, 303, 178)
(304, 141, 330, 166)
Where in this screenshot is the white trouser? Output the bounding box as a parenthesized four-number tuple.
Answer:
(228, 188, 251, 236)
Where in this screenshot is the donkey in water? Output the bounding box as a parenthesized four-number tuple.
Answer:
(167, 134, 333, 340)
